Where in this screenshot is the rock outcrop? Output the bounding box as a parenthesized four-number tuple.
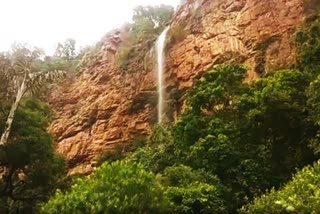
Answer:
(49, 0, 311, 174)
(166, 0, 306, 91)
(49, 30, 158, 174)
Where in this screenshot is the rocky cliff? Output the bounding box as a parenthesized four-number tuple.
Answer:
(49, 0, 311, 174)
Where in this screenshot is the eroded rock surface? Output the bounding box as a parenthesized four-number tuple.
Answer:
(166, 0, 306, 91)
(49, 0, 309, 174)
(49, 30, 157, 174)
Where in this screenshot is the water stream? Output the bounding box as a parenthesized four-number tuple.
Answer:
(156, 27, 169, 123)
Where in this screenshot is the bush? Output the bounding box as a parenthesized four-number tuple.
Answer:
(241, 160, 320, 214)
(128, 124, 176, 173)
(163, 165, 227, 214)
(295, 18, 320, 73)
(41, 161, 169, 214)
(116, 44, 136, 71)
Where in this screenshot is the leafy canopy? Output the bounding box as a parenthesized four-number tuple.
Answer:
(172, 65, 318, 211)
(241, 160, 320, 214)
(41, 161, 169, 214)
(0, 98, 66, 213)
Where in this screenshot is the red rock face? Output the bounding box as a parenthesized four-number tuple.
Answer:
(49, 30, 157, 174)
(166, 0, 306, 91)
(49, 0, 309, 174)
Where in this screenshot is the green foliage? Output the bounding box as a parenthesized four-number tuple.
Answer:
(94, 144, 127, 166)
(172, 65, 318, 211)
(0, 43, 66, 101)
(254, 36, 279, 74)
(43, 16, 320, 214)
(132, 5, 174, 37)
(128, 125, 228, 214)
(163, 165, 227, 214)
(187, 64, 247, 112)
(42, 56, 76, 74)
(295, 18, 320, 73)
(0, 98, 66, 213)
(241, 160, 320, 214)
(95, 139, 146, 167)
(116, 5, 174, 72)
(42, 38, 81, 78)
(116, 44, 136, 71)
(41, 161, 169, 214)
(173, 64, 248, 155)
(128, 125, 176, 173)
(41, 53, 320, 214)
(306, 74, 320, 154)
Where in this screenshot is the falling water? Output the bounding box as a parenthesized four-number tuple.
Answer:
(156, 27, 169, 123)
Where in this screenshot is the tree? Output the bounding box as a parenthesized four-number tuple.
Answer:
(116, 5, 174, 71)
(132, 5, 174, 30)
(41, 161, 169, 214)
(172, 65, 318, 211)
(128, 124, 176, 173)
(0, 44, 64, 146)
(131, 5, 174, 39)
(54, 38, 76, 61)
(241, 160, 320, 214)
(295, 17, 320, 73)
(0, 98, 66, 213)
(163, 165, 227, 214)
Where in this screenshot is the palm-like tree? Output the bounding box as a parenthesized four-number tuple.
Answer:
(0, 45, 65, 146)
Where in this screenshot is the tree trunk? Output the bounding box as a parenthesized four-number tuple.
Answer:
(0, 78, 26, 146)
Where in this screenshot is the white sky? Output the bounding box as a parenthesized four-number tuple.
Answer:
(0, 0, 180, 55)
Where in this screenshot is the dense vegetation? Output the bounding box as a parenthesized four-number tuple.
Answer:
(42, 15, 320, 214)
(0, 98, 65, 213)
(42, 161, 169, 214)
(0, 41, 78, 212)
(1, 3, 320, 214)
(241, 160, 320, 213)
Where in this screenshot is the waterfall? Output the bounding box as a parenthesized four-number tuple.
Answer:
(156, 27, 169, 123)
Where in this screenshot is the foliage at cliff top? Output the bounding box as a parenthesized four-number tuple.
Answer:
(132, 5, 174, 39)
(116, 5, 174, 72)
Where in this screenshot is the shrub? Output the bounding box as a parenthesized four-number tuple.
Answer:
(128, 124, 176, 173)
(241, 160, 320, 214)
(41, 161, 169, 214)
(163, 165, 227, 214)
(295, 18, 320, 73)
(116, 44, 136, 71)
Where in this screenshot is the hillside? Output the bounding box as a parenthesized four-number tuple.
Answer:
(49, 0, 311, 174)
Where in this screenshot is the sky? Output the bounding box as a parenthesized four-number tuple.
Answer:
(0, 0, 180, 55)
